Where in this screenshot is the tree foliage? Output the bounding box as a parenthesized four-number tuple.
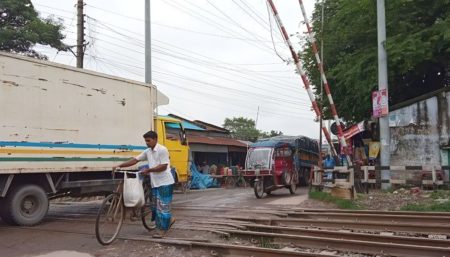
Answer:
(223, 117, 260, 142)
(0, 0, 67, 59)
(302, 0, 450, 122)
(259, 130, 283, 139)
(223, 117, 283, 142)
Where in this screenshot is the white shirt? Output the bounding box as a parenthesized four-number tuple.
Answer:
(135, 143, 174, 188)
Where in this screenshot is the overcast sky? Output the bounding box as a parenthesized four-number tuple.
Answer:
(32, 0, 325, 139)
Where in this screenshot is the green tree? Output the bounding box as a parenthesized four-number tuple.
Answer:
(259, 130, 283, 139)
(302, 0, 450, 122)
(223, 117, 260, 142)
(0, 0, 67, 59)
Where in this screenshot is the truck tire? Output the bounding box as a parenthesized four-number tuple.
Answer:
(2, 184, 49, 226)
(0, 197, 6, 221)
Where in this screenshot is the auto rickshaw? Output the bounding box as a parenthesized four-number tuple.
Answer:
(244, 136, 319, 198)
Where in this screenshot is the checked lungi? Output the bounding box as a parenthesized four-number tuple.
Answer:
(150, 184, 174, 231)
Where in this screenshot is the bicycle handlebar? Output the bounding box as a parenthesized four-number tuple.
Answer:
(112, 169, 142, 180)
(113, 169, 140, 174)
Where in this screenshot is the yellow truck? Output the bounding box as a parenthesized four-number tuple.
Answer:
(155, 115, 190, 183)
(0, 52, 189, 226)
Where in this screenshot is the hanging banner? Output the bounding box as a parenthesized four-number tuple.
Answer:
(369, 141, 381, 160)
(372, 89, 389, 117)
(343, 121, 365, 140)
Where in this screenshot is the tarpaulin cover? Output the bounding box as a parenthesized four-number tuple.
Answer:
(189, 163, 218, 189)
(250, 136, 297, 148)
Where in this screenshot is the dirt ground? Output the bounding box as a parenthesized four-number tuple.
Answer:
(355, 187, 450, 210)
(1, 187, 448, 257)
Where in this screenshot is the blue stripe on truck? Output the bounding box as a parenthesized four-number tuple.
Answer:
(0, 141, 147, 150)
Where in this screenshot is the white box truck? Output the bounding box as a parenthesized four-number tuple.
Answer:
(0, 52, 188, 226)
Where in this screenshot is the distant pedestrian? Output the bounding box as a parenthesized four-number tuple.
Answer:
(201, 161, 210, 174)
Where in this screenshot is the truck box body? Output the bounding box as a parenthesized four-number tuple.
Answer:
(0, 52, 168, 174)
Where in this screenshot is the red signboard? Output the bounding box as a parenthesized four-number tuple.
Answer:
(372, 89, 388, 117)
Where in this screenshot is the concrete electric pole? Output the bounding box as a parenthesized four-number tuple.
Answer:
(377, 0, 391, 189)
(76, 0, 84, 68)
(145, 0, 151, 84)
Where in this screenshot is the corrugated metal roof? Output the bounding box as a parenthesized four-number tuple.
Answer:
(160, 115, 205, 131)
(192, 120, 229, 133)
(180, 122, 205, 131)
(189, 135, 247, 147)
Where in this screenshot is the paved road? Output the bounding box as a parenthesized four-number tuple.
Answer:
(174, 187, 309, 207)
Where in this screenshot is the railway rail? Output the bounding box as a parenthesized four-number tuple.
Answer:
(2, 202, 449, 257)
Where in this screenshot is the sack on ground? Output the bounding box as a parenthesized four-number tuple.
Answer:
(123, 172, 145, 208)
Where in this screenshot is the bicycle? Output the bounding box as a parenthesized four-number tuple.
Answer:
(95, 170, 154, 245)
(223, 170, 248, 188)
(181, 175, 192, 193)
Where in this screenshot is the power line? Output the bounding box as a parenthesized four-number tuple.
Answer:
(85, 2, 283, 44)
(231, 0, 284, 43)
(94, 52, 311, 108)
(91, 56, 313, 118)
(205, 0, 271, 44)
(35, 45, 314, 120)
(41, 11, 307, 103)
(85, 16, 301, 87)
(154, 79, 313, 120)
(83, 13, 290, 69)
(79, 30, 299, 90)
(266, 1, 289, 62)
(159, 0, 276, 55)
(89, 52, 311, 110)
(32, 5, 312, 107)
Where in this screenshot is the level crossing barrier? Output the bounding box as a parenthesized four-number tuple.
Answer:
(311, 165, 449, 198)
(360, 165, 449, 192)
(311, 166, 355, 199)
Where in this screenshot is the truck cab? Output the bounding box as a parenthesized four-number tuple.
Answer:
(155, 116, 190, 184)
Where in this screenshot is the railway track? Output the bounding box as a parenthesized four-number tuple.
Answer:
(5, 202, 449, 257)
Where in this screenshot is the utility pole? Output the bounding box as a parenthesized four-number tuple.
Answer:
(255, 106, 260, 128)
(145, 0, 151, 84)
(76, 0, 85, 68)
(377, 0, 391, 189)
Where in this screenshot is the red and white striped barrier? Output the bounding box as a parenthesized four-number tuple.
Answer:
(297, 0, 352, 166)
(267, 0, 339, 158)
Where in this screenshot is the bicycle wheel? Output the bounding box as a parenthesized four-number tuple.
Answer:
(225, 176, 236, 189)
(95, 193, 124, 245)
(181, 176, 192, 194)
(141, 180, 155, 231)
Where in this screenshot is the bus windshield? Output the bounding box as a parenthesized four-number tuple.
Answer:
(246, 147, 272, 170)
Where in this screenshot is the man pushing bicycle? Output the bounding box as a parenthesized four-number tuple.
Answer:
(113, 131, 175, 237)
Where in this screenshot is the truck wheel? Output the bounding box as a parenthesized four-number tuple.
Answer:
(2, 184, 49, 226)
(0, 197, 6, 221)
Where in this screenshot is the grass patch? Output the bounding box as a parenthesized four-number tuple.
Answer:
(430, 190, 450, 200)
(309, 191, 360, 209)
(401, 190, 450, 212)
(259, 237, 279, 249)
(401, 202, 450, 212)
